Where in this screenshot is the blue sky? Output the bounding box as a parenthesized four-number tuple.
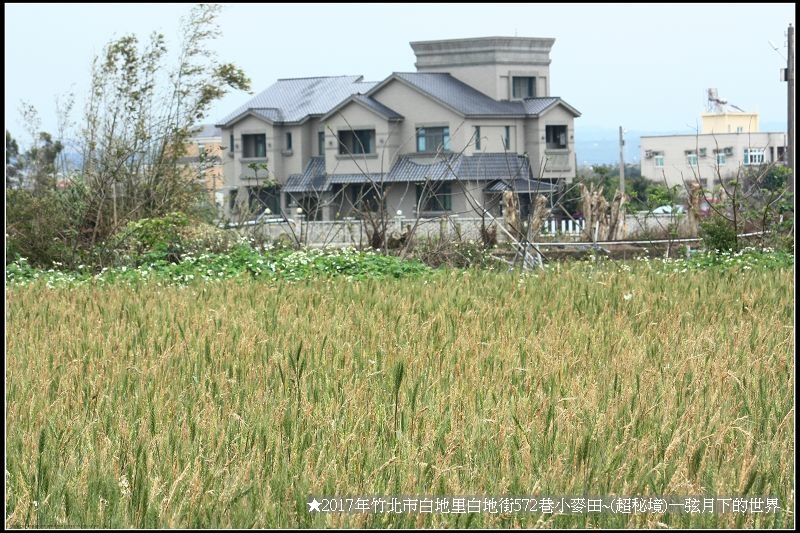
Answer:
(4, 2, 794, 161)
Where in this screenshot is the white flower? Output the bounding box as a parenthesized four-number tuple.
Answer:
(623, 293, 633, 301)
(119, 474, 131, 498)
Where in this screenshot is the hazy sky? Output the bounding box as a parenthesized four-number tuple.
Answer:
(4, 2, 795, 147)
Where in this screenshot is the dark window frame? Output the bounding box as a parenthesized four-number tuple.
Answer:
(337, 129, 376, 155)
(416, 126, 451, 153)
(545, 125, 568, 149)
(416, 181, 452, 213)
(242, 133, 267, 158)
(512, 76, 536, 99)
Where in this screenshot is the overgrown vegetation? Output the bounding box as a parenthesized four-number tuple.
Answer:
(6, 247, 432, 288)
(6, 4, 250, 269)
(6, 264, 793, 528)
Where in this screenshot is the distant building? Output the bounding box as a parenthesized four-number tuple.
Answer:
(700, 111, 759, 135)
(640, 111, 787, 189)
(215, 37, 581, 222)
(182, 124, 225, 208)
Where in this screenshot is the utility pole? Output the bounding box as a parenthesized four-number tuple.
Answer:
(787, 23, 794, 194)
(618, 126, 625, 197)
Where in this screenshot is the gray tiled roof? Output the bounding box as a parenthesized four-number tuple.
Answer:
(282, 152, 552, 193)
(216, 76, 377, 126)
(521, 97, 559, 116)
(485, 178, 557, 194)
(190, 124, 222, 139)
(386, 154, 461, 182)
(283, 157, 330, 193)
(459, 153, 531, 180)
(329, 173, 382, 185)
(284, 174, 331, 194)
(391, 73, 525, 116)
(351, 95, 404, 121)
(251, 108, 283, 122)
(305, 156, 326, 177)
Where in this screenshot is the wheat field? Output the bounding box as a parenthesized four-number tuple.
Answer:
(5, 266, 794, 528)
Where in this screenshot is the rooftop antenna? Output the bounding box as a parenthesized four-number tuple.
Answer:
(769, 40, 787, 61)
(707, 88, 745, 113)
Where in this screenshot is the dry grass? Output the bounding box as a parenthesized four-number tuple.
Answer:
(5, 266, 794, 527)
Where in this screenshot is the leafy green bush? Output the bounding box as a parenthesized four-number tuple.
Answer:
(5, 187, 89, 268)
(700, 214, 738, 252)
(112, 212, 190, 265)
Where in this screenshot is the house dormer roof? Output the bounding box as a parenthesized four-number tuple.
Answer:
(216, 76, 377, 127)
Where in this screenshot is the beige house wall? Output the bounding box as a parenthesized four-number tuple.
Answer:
(464, 118, 523, 155)
(321, 102, 394, 175)
(411, 36, 554, 101)
(370, 80, 468, 155)
(415, 64, 549, 101)
(522, 106, 576, 179)
(220, 116, 276, 189)
(273, 124, 305, 177)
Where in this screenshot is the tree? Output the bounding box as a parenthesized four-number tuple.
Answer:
(6, 130, 22, 188)
(27, 131, 64, 191)
(79, 3, 250, 246)
(6, 3, 251, 268)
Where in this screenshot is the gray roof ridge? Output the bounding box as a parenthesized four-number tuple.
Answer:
(276, 74, 363, 81)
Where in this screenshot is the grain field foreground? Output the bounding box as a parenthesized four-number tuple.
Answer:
(5, 267, 794, 528)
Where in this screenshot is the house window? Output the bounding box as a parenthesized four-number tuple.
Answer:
(545, 125, 567, 149)
(736, 127, 744, 133)
(318, 131, 325, 156)
(338, 129, 375, 155)
(687, 152, 698, 166)
(229, 133, 234, 153)
(474, 126, 481, 150)
(248, 185, 280, 216)
(504, 126, 511, 150)
(744, 148, 765, 166)
(242, 134, 266, 158)
(416, 126, 451, 152)
(716, 153, 726, 165)
(512, 76, 536, 99)
(285, 132, 292, 151)
(416, 182, 452, 212)
(350, 184, 384, 213)
(654, 153, 665, 167)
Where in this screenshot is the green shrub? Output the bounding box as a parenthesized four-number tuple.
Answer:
(112, 212, 190, 265)
(700, 214, 738, 252)
(5, 187, 88, 268)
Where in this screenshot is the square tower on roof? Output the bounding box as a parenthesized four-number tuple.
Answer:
(410, 36, 555, 101)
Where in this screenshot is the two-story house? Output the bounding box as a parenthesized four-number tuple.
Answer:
(216, 37, 581, 222)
